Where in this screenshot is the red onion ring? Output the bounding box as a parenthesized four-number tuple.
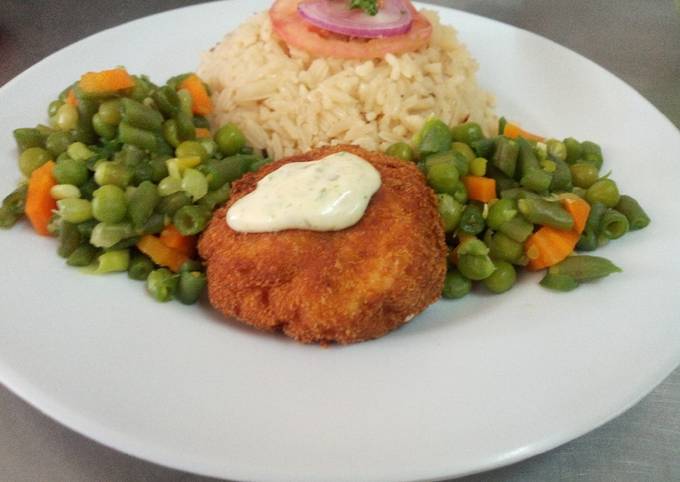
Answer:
(298, 0, 413, 38)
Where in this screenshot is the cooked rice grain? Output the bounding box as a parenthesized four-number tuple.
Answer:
(198, 11, 496, 160)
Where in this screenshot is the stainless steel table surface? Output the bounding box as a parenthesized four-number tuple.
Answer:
(1, 1, 679, 481)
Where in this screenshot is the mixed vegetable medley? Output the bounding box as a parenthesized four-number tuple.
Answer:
(0, 68, 268, 304)
(0, 66, 651, 306)
(385, 117, 650, 297)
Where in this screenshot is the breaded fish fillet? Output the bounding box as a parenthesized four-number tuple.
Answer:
(198, 145, 447, 344)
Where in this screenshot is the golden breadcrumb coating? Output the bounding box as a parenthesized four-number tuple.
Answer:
(198, 145, 447, 344)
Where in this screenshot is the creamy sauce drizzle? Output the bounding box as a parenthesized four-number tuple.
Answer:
(227, 152, 381, 233)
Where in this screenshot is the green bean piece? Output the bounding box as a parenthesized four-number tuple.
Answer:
(92, 185, 127, 224)
(497, 215, 534, 243)
(94, 162, 131, 188)
(149, 156, 170, 183)
(158, 176, 182, 197)
(77, 218, 98, 239)
(162, 119, 181, 148)
(129, 75, 156, 102)
(469, 157, 487, 177)
(517, 198, 573, 230)
(483, 260, 516, 294)
(95, 249, 130, 274)
(586, 178, 620, 208)
(549, 157, 572, 192)
(90, 222, 134, 249)
(442, 269, 472, 299)
(79, 177, 98, 200)
(451, 142, 476, 163)
(175, 111, 196, 142)
(614, 195, 650, 230)
(66, 142, 94, 162)
(0, 184, 28, 228)
(118, 122, 157, 151)
(563, 137, 583, 164)
(215, 123, 246, 156)
(485, 164, 518, 193)
(202, 157, 246, 190)
(137, 213, 166, 236)
(549, 255, 622, 282)
(436, 194, 464, 233)
(13, 128, 46, 151)
(180, 259, 204, 273)
(53, 157, 88, 187)
(248, 158, 271, 173)
(520, 169, 552, 194)
(153, 86, 180, 117)
(176, 271, 207, 305)
(540, 272, 579, 292)
(451, 122, 484, 145)
(50, 184, 81, 200)
(129, 181, 160, 229)
(128, 253, 155, 281)
(57, 221, 82, 258)
(121, 98, 163, 132)
(177, 89, 193, 116)
(413, 118, 452, 158)
(49, 100, 63, 118)
(600, 209, 630, 240)
(580, 141, 603, 170)
(198, 183, 231, 211)
(458, 203, 485, 235)
(146, 268, 179, 302)
(66, 244, 98, 267)
(517, 138, 552, 192)
(173, 205, 211, 236)
(457, 253, 495, 281)
(491, 137, 519, 178)
(487, 198, 517, 230)
(157, 191, 192, 216)
(471, 137, 496, 159)
(570, 163, 599, 189)
(57, 198, 93, 224)
(426, 151, 469, 177)
(19, 147, 51, 177)
(385, 142, 414, 161)
(577, 202, 607, 251)
(181, 168, 209, 201)
(426, 162, 460, 194)
(1, 183, 28, 219)
(484, 230, 524, 264)
(498, 117, 507, 135)
(546, 139, 567, 163)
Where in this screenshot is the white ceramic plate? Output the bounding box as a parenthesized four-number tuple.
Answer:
(1, 1, 679, 480)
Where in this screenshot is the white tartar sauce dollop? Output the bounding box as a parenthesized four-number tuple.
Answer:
(226, 151, 381, 233)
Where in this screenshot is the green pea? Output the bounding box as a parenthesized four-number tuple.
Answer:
(469, 157, 487, 177)
(92, 113, 117, 139)
(436, 194, 464, 232)
(146, 268, 178, 302)
(215, 123, 246, 156)
(570, 163, 599, 189)
(98, 99, 122, 125)
(586, 178, 620, 207)
(55, 103, 79, 131)
(19, 147, 51, 177)
(483, 261, 516, 294)
(57, 198, 93, 224)
(457, 254, 495, 281)
(94, 162, 131, 188)
(487, 198, 517, 230)
(563, 137, 583, 164)
(48, 100, 63, 118)
(385, 142, 414, 161)
(415, 118, 452, 158)
(92, 185, 128, 223)
(442, 269, 472, 299)
(176, 140, 208, 161)
(426, 162, 459, 194)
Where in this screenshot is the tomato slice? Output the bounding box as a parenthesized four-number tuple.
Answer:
(269, 0, 432, 60)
